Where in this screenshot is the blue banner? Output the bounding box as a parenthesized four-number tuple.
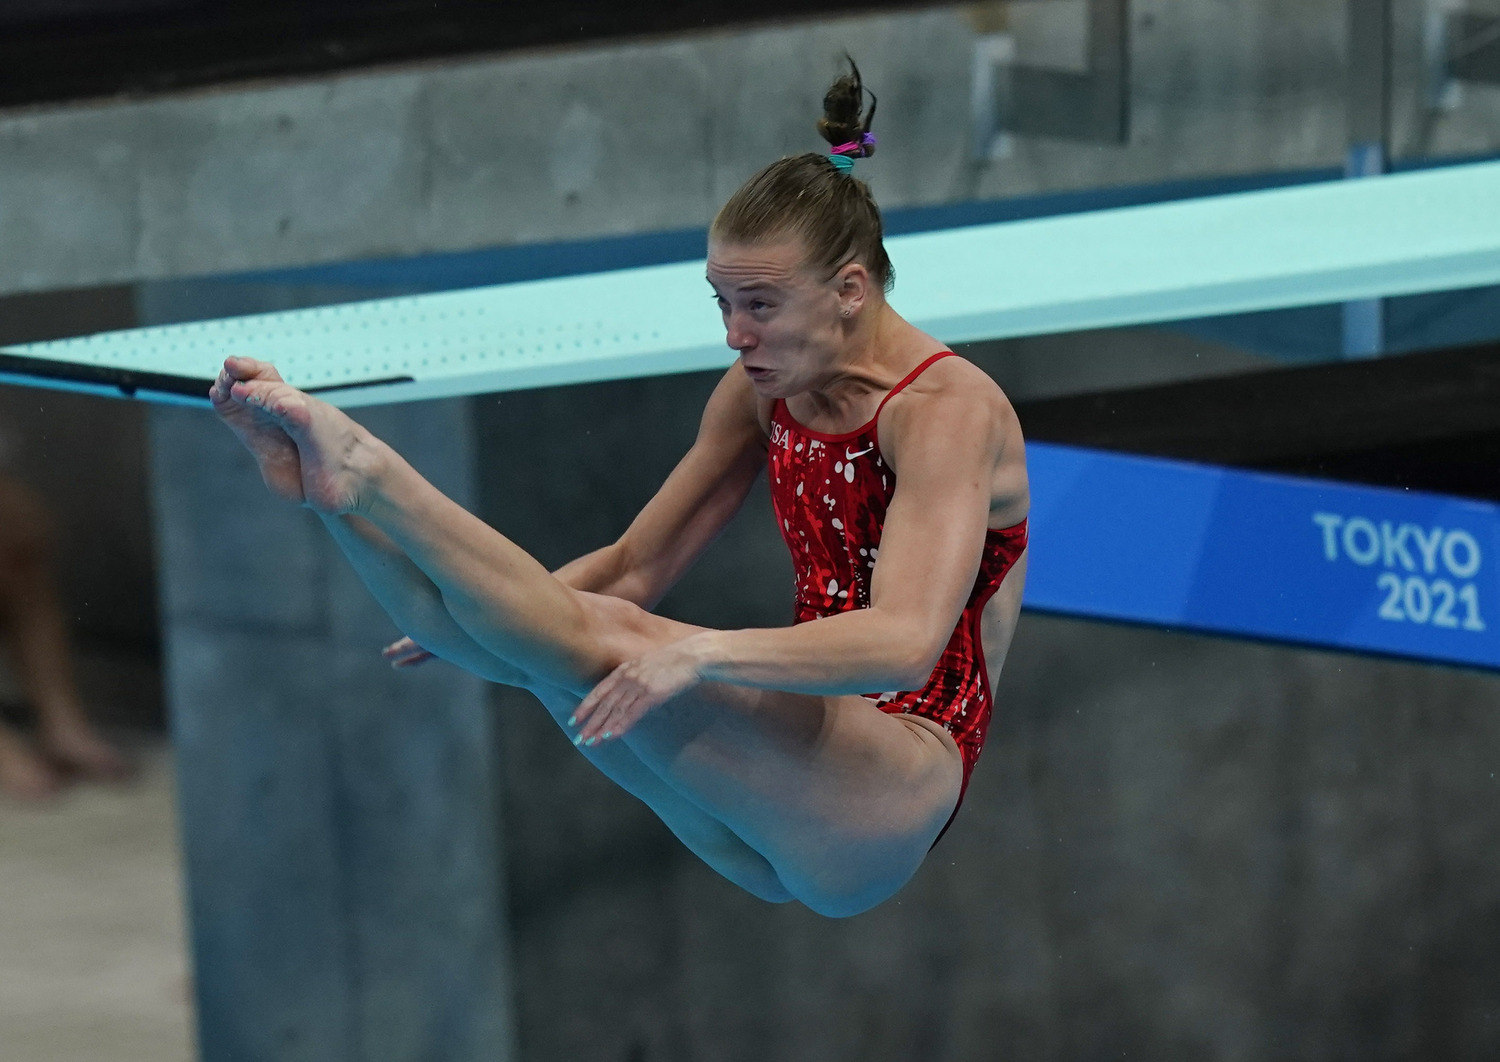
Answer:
(1024, 442, 1500, 671)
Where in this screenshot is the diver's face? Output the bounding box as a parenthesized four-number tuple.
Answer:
(707, 237, 847, 397)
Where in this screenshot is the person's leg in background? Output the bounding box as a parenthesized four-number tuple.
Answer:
(0, 472, 132, 800)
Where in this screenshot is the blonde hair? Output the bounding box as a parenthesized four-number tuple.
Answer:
(710, 58, 894, 293)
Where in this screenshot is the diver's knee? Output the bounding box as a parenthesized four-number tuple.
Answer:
(669, 813, 797, 904)
(789, 878, 891, 919)
(777, 850, 917, 919)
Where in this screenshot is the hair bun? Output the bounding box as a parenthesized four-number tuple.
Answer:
(816, 56, 877, 157)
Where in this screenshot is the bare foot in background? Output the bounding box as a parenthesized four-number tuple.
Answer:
(0, 471, 136, 788)
(38, 716, 134, 784)
(0, 723, 64, 801)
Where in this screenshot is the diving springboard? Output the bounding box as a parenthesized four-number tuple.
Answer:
(2, 159, 1498, 408)
(1025, 442, 1500, 671)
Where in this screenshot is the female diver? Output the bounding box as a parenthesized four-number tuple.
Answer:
(211, 62, 1028, 917)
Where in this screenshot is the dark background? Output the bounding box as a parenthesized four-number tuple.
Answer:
(0, 0, 940, 108)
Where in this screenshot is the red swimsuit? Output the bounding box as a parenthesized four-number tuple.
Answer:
(766, 352, 1028, 843)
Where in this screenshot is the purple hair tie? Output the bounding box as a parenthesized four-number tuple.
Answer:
(829, 131, 877, 158)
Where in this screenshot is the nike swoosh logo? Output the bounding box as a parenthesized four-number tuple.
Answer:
(845, 445, 875, 460)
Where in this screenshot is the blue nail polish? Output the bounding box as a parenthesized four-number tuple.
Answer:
(602, 731, 613, 740)
(584, 737, 597, 747)
(566, 715, 577, 727)
(572, 734, 584, 746)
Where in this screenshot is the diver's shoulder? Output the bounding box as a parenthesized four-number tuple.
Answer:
(904, 351, 1011, 416)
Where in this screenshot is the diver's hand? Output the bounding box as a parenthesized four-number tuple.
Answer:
(568, 639, 703, 745)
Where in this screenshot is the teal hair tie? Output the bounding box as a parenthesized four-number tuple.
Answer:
(828, 153, 855, 174)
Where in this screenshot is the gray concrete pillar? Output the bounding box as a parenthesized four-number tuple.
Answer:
(147, 392, 517, 1061)
(1342, 0, 1392, 359)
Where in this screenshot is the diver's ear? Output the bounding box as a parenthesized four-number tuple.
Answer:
(835, 259, 872, 318)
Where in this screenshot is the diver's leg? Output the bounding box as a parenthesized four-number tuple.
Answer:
(524, 681, 793, 903)
(216, 358, 791, 900)
(227, 366, 960, 916)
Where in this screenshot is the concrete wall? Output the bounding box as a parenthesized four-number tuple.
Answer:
(3, 1, 1499, 296)
(148, 394, 519, 1061)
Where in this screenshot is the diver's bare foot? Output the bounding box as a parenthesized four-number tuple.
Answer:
(0, 727, 64, 801)
(222, 366, 386, 517)
(210, 356, 307, 505)
(38, 721, 135, 784)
